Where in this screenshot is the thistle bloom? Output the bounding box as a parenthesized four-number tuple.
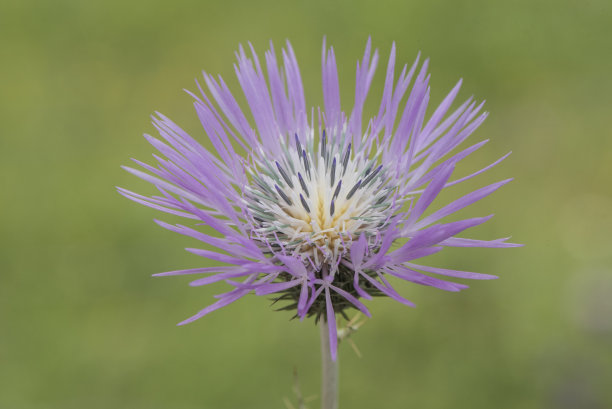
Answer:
(119, 39, 518, 360)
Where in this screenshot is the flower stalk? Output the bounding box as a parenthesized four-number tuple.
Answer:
(320, 322, 339, 409)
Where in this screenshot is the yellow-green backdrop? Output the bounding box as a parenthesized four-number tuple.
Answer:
(2, 0, 611, 408)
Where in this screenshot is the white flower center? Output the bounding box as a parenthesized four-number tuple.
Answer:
(245, 132, 395, 269)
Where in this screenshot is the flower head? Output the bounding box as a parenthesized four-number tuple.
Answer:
(120, 39, 519, 359)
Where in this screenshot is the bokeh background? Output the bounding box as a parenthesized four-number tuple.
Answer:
(2, 0, 611, 408)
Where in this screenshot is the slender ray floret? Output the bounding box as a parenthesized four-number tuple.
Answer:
(119, 38, 519, 360)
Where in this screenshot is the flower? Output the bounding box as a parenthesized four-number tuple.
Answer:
(119, 38, 519, 360)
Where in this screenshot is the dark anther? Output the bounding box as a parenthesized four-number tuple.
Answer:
(346, 180, 362, 199)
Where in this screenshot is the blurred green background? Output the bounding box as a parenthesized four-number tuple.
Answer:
(2, 0, 611, 408)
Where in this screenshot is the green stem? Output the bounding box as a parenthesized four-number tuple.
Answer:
(320, 322, 339, 409)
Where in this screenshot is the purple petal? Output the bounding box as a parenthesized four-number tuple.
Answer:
(189, 270, 256, 287)
(153, 266, 245, 277)
(255, 279, 301, 295)
(322, 38, 342, 131)
(348, 38, 379, 142)
(185, 248, 255, 265)
(399, 216, 493, 253)
(384, 266, 469, 292)
(406, 163, 454, 225)
(389, 246, 444, 264)
(441, 152, 512, 191)
(155, 220, 261, 259)
(276, 254, 308, 277)
(350, 233, 368, 268)
(330, 284, 372, 317)
(359, 271, 415, 307)
(363, 219, 401, 269)
(441, 237, 523, 248)
(405, 263, 497, 280)
(177, 290, 248, 325)
(415, 180, 512, 229)
(305, 285, 325, 313)
(417, 79, 463, 152)
(117, 187, 198, 219)
(297, 282, 310, 317)
(121, 166, 209, 207)
(353, 270, 372, 300)
(283, 41, 308, 131)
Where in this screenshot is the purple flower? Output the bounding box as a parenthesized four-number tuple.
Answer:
(119, 39, 519, 360)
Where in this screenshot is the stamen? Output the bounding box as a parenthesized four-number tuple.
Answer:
(294, 133, 301, 153)
(330, 157, 336, 187)
(346, 180, 362, 199)
(321, 130, 327, 161)
(275, 184, 293, 206)
(363, 165, 382, 186)
(342, 143, 351, 175)
(300, 194, 311, 213)
(275, 161, 294, 188)
(298, 172, 309, 197)
(376, 191, 390, 205)
(330, 199, 335, 216)
(302, 149, 311, 179)
(332, 180, 342, 201)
